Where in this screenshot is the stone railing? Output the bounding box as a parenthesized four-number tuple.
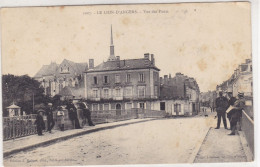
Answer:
(241, 109, 254, 158)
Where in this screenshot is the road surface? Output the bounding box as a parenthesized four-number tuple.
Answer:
(4, 116, 214, 166)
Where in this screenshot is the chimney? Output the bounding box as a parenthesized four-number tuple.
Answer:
(164, 75, 168, 85)
(89, 59, 94, 69)
(116, 56, 120, 61)
(144, 53, 150, 60)
(151, 54, 155, 65)
(160, 77, 163, 84)
(246, 59, 251, 64)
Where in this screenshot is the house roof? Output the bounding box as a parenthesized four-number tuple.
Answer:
(34, 62, 59, 78)
(34, 59, 88, 78)
(58, 86, 84, 98)
(7, 104, 21, 109)
(88, 58, 160, 72)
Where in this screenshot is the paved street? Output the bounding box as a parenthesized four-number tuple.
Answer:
(4, 116, 213, 166)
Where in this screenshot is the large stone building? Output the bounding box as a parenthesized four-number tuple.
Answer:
(216, 58, 252, 97)
(34, 59, 88, 97)
(84, 27, 160, 111)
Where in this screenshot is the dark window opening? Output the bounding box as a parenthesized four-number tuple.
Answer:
(160, 102, 165, 111)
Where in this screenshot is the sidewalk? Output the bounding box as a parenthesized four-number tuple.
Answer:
(194, 126, 248, 163)
(3, 118, 154, 157)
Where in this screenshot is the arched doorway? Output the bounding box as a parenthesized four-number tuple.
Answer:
(116, 104, 121, 116)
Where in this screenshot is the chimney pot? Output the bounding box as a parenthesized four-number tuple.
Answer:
(144, 53, 150, 60)
(89, 59, 94, 69)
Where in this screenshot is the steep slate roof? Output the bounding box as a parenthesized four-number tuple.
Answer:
(34, 62, 59, 78)
(63, 59, 88, 74)
(89, 58, 160, 72)
(34, 59, 88, 78)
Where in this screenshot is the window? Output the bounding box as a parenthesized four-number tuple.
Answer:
(94, 76, 97, 84)
(139, 103, 145, 109)
(154, 86, 158, 96)
(115, 88, 121, 96)
(115, 75, 120, 83)
(139, 73, 144, 82)
(93, 104, 98, 111)
(104, 104, 109, 110)
(160, 102, 165, 111)
(138, 86, 145, 97)
(125, 87, 132, 97)
(61, 67, 63, 72)
(68, 67, 69, 71)
(104, 76, 109, 84)
(126, 74, 131, 82)
(126, 103, 132, 109)
(93, 90, 98, 98)
(104, 89, 109, 98)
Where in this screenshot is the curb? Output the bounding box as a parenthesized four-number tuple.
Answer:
(188, 127, 212, 163)
(4, 118, 156, 158)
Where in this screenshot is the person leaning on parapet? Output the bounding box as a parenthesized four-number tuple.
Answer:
(34, 109, 45, 136)
(226, 92, 237, 130)
(66, 99, 81, 129)
(79, 101, 95, 127)
(46, 103, 55, 133)
(227, 92, 245, 135)
(215, 91, 229, 129)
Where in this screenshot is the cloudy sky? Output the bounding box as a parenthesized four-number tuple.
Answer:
(1, 2, 251, 92)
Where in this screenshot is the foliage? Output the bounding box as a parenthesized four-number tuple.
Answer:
(2, 74, 49, 116)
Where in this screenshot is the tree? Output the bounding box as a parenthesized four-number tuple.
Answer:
(2, 74, 48, 116)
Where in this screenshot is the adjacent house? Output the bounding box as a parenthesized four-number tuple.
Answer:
(34, 59, 88, 97)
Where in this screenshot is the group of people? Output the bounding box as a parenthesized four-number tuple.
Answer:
(215, 91, 245, 135)
(34, 99, 95, 136)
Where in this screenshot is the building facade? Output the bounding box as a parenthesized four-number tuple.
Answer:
(216, 58, 252, 98)
(34, 59, 88, 97)
(84, 27, 160, 112)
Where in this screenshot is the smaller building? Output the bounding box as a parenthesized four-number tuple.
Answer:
(6, 104, 21, 117)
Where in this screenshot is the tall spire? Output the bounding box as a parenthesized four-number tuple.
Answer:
(108, 25, 116, 61)
(110, 25, 113, 45)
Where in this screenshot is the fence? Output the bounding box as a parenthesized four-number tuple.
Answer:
(3, 114, 39, 141)
(241, 109, 254, 158)
(3, 109, 166, 141)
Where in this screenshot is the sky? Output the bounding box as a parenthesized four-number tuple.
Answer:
(1, 2, 251, 92)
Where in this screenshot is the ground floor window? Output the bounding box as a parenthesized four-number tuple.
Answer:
(126, 103, 132, 110)
(104, 103, 109, 110)
(139, 102, 145, 109)
(160, 102, 165, 111)
(92, 104, 98, 111)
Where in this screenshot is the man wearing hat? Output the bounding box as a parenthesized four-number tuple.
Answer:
(46, 103, 55, 133)
(215, 91, 229, 129)
(227, 92, 245, 135)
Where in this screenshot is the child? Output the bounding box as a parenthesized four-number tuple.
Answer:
(35, 110, 45, 136)
(57, 106, 65, 131)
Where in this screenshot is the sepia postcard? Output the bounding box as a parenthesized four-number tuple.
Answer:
(0, 1, 256, 167)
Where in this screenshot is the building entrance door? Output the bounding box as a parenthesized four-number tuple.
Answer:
(116, 104, 121, 115)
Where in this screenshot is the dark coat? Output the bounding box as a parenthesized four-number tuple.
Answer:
(215, 96, 229, 113)
(35, 114, 45, 129)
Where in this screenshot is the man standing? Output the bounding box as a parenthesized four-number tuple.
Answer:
(46, 103, 55, 133)
(227, 92, 245, 135)
(215, 91, 229, 129)
(226, 92, 237, 129)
